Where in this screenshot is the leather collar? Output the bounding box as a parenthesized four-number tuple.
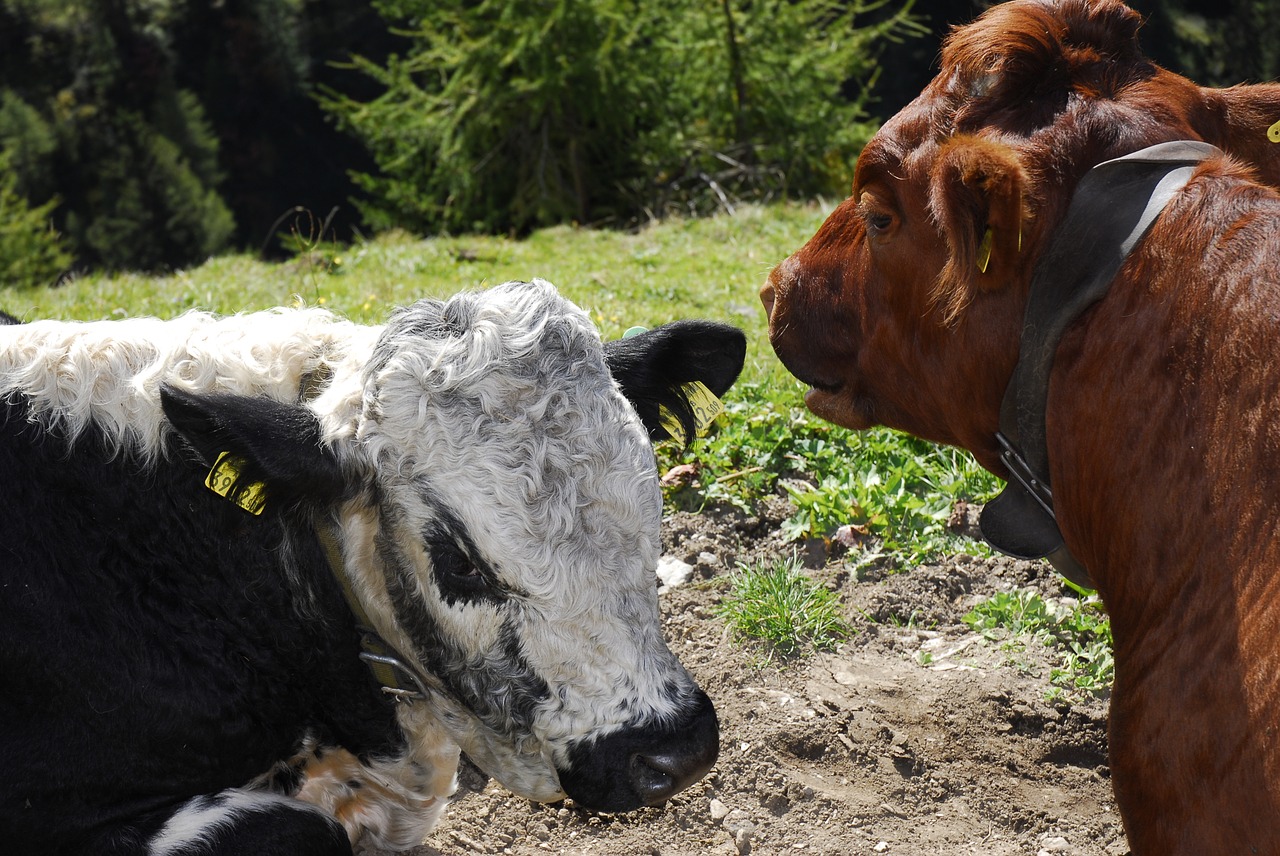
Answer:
(316, 522, 434, 702)
(978, 140, 1221, 590)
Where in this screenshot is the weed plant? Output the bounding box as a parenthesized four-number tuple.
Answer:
(657, 387, 1000, 564)
(964, 584, 1114, 700)
(717, 556, 849, 657)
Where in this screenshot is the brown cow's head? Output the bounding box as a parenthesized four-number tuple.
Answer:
(762, 0, 1280, 472)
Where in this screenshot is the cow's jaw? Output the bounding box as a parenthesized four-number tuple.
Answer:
(762, 234, 876, 430)
(802, 386, 874, 431)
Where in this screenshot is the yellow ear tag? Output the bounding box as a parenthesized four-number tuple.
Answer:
(658, 382, 725, 444)
(1269, 120, 1280, 144)
(205, 452, 268, 515)
(976, 227, 994, 273)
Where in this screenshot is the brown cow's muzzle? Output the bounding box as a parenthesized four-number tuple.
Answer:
(760, 259, 833, 382)
(761, 256, 875, 430)
(757, 257, 819, 376)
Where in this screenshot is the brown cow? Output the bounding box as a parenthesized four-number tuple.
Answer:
(762, 0, 1280, 852)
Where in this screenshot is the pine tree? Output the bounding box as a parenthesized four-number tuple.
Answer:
(321, 0, 924, 235)
(0, 150, 71, 288)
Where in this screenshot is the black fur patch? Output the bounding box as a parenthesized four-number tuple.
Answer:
(375, 514, 549, 735)
(0, 396, 400, 853)
(411, 477, 516, 607)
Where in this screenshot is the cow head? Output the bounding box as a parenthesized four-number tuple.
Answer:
(762, 0, 1280, 472)
(159, 280, 743, 815)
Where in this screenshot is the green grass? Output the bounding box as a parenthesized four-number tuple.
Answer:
(716, 556, 850, 657)
(963, 584, 1114, 701)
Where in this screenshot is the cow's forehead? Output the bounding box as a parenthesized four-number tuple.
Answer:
(366, 281, 611, 412)
(359, 282, 661, 578)
(854, 111, 942, 196)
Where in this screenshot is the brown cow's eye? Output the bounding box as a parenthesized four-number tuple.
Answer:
(867, 212, 893, 233)
(858, 192, 894, 236)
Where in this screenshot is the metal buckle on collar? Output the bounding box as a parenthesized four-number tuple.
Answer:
(994, 432, 1055, 519)
(981, 434, 1095, 591)
(355, 627, 429, 701)
(358, 651, 430, 701)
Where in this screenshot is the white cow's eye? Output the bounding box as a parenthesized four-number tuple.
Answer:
(428, 538, 492, 602)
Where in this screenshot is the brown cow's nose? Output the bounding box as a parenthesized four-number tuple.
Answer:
(760, 275, 777, 322)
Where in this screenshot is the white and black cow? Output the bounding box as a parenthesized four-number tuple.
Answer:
(0, 280, 744, 856)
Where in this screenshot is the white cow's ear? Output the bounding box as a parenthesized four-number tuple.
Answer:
(159, 384, 346, 511)
(604, 320, 746, 444)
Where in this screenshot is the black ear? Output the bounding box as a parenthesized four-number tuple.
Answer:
(604, 320, 746, 443)
(159, 384, 346, 511)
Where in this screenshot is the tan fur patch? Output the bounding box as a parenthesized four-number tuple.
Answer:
(284, 720, 459, 850)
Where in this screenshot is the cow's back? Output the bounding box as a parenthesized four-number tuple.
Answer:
(0, 397, 398, 852)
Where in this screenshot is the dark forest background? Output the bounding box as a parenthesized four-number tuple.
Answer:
(1, 0, 1275, 285)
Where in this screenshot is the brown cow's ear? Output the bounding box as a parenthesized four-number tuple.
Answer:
(928, 136, 1029, 324)
(1197, 85, 1280, 189)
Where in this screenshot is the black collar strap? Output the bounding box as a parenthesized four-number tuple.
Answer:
(978, 140, 1221, 590)
(315, 522, 433, 701)
(297, 373, 430, 697)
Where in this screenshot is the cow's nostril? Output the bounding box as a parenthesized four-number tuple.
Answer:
(629, 755, 676, 803)
(760, 278, 777, 321)
(631, 741, 718, 806)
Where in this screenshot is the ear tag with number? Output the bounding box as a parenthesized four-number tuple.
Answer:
(658, 381, 725, 444)
(205, 452, 268, 515)
(976, 227, 995, 273)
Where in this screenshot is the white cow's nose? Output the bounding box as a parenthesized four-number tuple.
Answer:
(557, 689, 719, 811)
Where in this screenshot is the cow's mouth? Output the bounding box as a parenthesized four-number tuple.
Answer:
(804, 383, 875, 431)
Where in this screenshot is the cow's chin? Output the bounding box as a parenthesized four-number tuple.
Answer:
(397, 696, 567, 803)
(460, 737, 565, 803)
(804, 386, 875, 431)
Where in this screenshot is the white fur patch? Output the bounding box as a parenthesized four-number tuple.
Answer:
(148, 789, 326, 856)
(0, 307, 377, 459)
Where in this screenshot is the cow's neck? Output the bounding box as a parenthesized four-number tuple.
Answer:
(978, 141, 1220, 590)
(314, 519, 435, 701)
(1045, 159, 1280, 841)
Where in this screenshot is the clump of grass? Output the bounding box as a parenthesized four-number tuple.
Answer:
(716, 556, 849, 657)
(963, 584, 1114, 701)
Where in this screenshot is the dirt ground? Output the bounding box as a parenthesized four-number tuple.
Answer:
(364, 492, 1128, 856)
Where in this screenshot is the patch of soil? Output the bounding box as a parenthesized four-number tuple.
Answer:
(366, 496, 1127, 856)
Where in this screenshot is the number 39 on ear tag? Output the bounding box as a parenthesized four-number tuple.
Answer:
(205, 452, 268, 515)
(658, 382, 725, 444)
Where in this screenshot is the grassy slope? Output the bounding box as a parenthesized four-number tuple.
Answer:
(0, 204, 815, 381)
